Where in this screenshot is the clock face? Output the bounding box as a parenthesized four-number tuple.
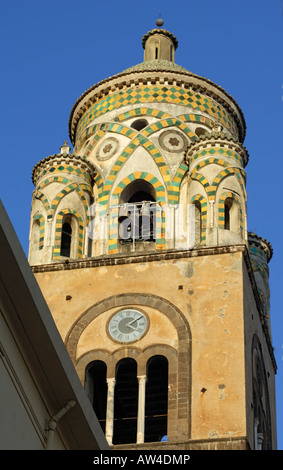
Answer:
(108, 309, 148, 343)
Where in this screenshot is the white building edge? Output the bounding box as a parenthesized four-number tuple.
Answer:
(0, 198, 109, 450)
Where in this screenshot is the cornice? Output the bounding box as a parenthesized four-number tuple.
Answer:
(31, 153, 97, 186)
(141, 28, 179, 49)
(185, 130, 249, 167)
(248, 231, 273, 263)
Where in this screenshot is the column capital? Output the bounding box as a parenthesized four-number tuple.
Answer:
(137, 375, 147, 383)
(106, 377, 116, 387)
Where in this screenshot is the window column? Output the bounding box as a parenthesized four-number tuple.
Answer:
(136, 375, 147, 444)
(105, 377, 116, 445)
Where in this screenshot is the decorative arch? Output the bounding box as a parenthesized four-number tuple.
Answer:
(141, 117, 196, 141)
(32, 190, 51, 213)
(114, 107, 172, 123)
(193, 157, 231, 172)
(218, 191, 243, 234)
(191, 194, 207, 243)
(32, 214, 45, 250)
(190, 147, 243, 166)
(190, 165, 246, 203)
(51, 182, 89, 222)
(170, 162, 189, 205)
(76, 345, 177, 383)
(53, 208, 84, 259)
(190, 170, 210, 192)
(34, 176, 93, 221)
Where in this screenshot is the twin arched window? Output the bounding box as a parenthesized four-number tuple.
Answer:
(85, 355, 168, 445)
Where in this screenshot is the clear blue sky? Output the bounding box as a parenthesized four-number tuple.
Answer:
(0, 0, 282, 449)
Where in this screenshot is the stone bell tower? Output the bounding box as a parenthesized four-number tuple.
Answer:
(28, 20, 277, 450)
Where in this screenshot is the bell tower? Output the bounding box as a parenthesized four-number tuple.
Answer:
(28, 20, 277, 450)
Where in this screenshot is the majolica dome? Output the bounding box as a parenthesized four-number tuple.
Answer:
(69, 23, 246, 148)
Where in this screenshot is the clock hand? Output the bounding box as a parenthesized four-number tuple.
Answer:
(126, 315, 143, 327)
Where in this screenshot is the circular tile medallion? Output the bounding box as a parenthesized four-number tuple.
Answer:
(158, 130, 187, 153)
(96, 137, 119, 161)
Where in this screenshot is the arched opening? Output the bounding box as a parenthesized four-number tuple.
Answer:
(145, 355, 168, 442)
(224, 199, 231, 230)
(195, 127, 208, 137)
(193, 200, 202, 245)
(223, 197, 240, 233)
(113, 358, 138, 445)
(32, 218, 41, 250)
(130, 119, 149, 131)
(118, 180, 157, 245)
(60, 222, 72, 257)
(60, 214, 79, 258)
(84, 360, 107, 432)
(155, 43, 159, 59)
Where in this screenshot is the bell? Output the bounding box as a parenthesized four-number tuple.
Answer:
(141, 203, 151, 217)
(118, 204, 129, 222)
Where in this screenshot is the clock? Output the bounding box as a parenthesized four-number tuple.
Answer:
(108, 309, 148, 343)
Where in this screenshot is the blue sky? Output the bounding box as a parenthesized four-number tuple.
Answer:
(0, 0, 282, 449)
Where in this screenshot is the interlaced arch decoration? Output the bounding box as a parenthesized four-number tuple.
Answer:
(33, 175, 92, 221)
(79, 109, 201, 208)
(190, 163, 246, 203)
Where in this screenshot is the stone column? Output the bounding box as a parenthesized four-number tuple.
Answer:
(137, 375, 147, 444)
(105, 378, 116, 445)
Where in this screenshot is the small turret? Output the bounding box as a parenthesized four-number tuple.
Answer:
(142, 19, 178, 62)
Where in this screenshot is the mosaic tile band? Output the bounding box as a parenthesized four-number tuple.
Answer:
(34, 214, 45, 250)
(75, 85, 238, 141)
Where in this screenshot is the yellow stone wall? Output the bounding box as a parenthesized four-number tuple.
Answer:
(34, 248, 251, 442)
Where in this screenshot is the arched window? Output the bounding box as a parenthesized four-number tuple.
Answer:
(145, 355, 168, 442)
(224, 199, 231, 230)
(60, 214, 79, 258)
(82, 353, 172, 445)
(224, 197, 240, 233)
(155, 43, 159, 59)
(113, 358, 138, 445)
(85, 361, 107, 432)
(32, 218, 41, 251)
(195, 127, 208, 137)
(118, 180, 156, 245)
(60, 222, 72, 257)
(193, 200, 202, 245)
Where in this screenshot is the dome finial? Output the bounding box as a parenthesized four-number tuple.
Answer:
(156, 12, 164, 28)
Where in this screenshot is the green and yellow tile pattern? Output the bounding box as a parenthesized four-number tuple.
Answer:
(75, 85, 238, 141)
